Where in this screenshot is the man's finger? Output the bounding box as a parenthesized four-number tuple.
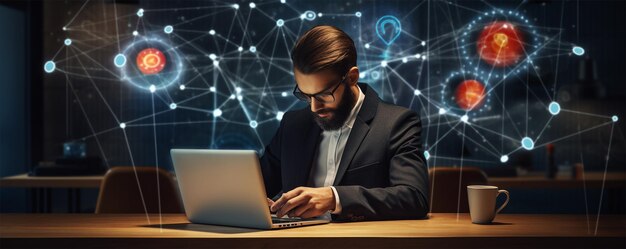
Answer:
(276, 194, 309, 218)
(291, 202, 314, 217)
(271, 188, 303, 212)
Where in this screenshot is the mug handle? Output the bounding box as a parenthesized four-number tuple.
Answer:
(495, 189, 510, 214)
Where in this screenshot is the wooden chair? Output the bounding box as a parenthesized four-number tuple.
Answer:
(95, 166, 183, 214)
(428, 167, 488, 213)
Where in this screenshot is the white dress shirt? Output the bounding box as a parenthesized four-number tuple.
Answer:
(308, 86, 365, 216)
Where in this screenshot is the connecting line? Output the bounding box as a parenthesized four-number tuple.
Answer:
(65, 74, 109, 168)
(71, 47, 121, 124)
(456, 123, 467, 222)
(64, 0, 91, 29)
(552, 0, 566, 100)
(594, 123, 615, 236)
(535, 121, 614, 148)
(113, 0, 120, 51)
(151, 93, 163, 233)
(121, 128, 151, 225)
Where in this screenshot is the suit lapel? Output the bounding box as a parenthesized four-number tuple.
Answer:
(333, 117, 370, 185)
(333, 83, 379, 185)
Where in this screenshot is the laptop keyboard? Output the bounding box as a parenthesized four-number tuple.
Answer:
(272, 217, 303, 223)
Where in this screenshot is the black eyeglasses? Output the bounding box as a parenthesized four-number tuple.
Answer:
(293, 72, 348, 104)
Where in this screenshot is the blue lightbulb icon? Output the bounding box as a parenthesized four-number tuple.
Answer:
(375, 15, 402, 46)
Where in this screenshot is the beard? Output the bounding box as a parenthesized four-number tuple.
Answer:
(311, 84, 356, 131)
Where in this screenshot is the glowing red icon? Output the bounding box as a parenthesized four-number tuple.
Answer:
(136, 48, 166, 75)
(477, 21, 523, 67)
(454, 79, 486, 111)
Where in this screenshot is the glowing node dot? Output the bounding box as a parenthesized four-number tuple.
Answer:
(276, 19, 284, 27)
(232, 4, 239, 9)
(355, 12, 362, 17)
(119, 123, 126, 129)
(44, 61, 56, 73)
(179, 85, 186, 90)
(136, 8, 144, 17)
(402, 57, 408, 63)
(572, 46, 585, 56)
(276, 111, 284, 121)
(421, 41, 426, 46)
(548, 101, 561, 115)
(380, 60, 387, 67)
(461, 115, 469, 123)
(235, 87, 242, 93)
(317, 12, 323, 17)
(438, 108, 447, 115)
(249, 120, 258, 128)
(209, 29, 216, 35)
(612, 115, 619, 122)
(208, 53, 217, 60)
(359, 72, 366, 79)
(237, 95, 243, 101)
(500, 155, 509, 163)
(364, 43, 370, 49)
(281, 92, 288, 97)
(521, 137, 534, 150)
(114, 54, 126, 68)
(62, 27, 67, 31)
(280, 0, 286, 3)
(132, 31, 138, 36)
(163, 25, 174, 34)
(229, 94, 236, 100)
(64, 38, 72, 46)
(249, 46, 257, 53)
(414, 89, 421, 96)
(303, 10, 316, 21)
(371, 71, 381, 80)
(209, 86, 216, 92)
(424, 150, 431, 160)
(213, 109, 223, 117)
(414, 53, 421, 59)
(238, 46, 243, 52)
(149, 85, 156, 93)
(249, 2, 256, 8)
(169, 103, 177, 110)
(213, 60, 219, 67)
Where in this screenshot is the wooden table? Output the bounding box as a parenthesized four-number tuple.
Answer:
(0, 174, 103, 188)
(0, 213, 624, 249)
(0, 174, 103, 213)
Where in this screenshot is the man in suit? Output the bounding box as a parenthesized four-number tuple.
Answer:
(260, 25, 429, 222)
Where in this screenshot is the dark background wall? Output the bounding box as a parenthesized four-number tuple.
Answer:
(1, 0, 625, 213)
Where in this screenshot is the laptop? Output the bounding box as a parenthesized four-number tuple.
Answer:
(170, 149, 330, 229)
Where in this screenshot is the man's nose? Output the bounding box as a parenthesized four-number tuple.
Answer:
(310, 98, 324, 112)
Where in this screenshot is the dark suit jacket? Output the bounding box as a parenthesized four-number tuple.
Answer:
(260, 83, 429, 221)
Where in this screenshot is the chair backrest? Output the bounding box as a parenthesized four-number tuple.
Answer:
(95, 166, 183, 214)
(428, 167, 488, 213)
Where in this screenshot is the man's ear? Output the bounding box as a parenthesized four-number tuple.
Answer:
(347, 66, 359, 86)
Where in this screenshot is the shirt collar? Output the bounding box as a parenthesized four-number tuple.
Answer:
(344, 86, 365, 129)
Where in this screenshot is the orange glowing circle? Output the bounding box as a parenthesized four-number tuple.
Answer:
(477, 21, 524, 67)
(454, 79, 486, 110)
(136, 48, 166, 75)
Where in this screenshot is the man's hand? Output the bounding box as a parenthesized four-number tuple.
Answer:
(270, 187, 335, 219)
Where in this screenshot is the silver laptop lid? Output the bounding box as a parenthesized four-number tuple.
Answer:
(170, 149, 273, 229)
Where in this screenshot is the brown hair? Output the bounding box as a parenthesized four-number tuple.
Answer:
(291, 25, 357, 75)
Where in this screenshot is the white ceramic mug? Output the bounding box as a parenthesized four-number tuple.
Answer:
(467, 185, 509, 224)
